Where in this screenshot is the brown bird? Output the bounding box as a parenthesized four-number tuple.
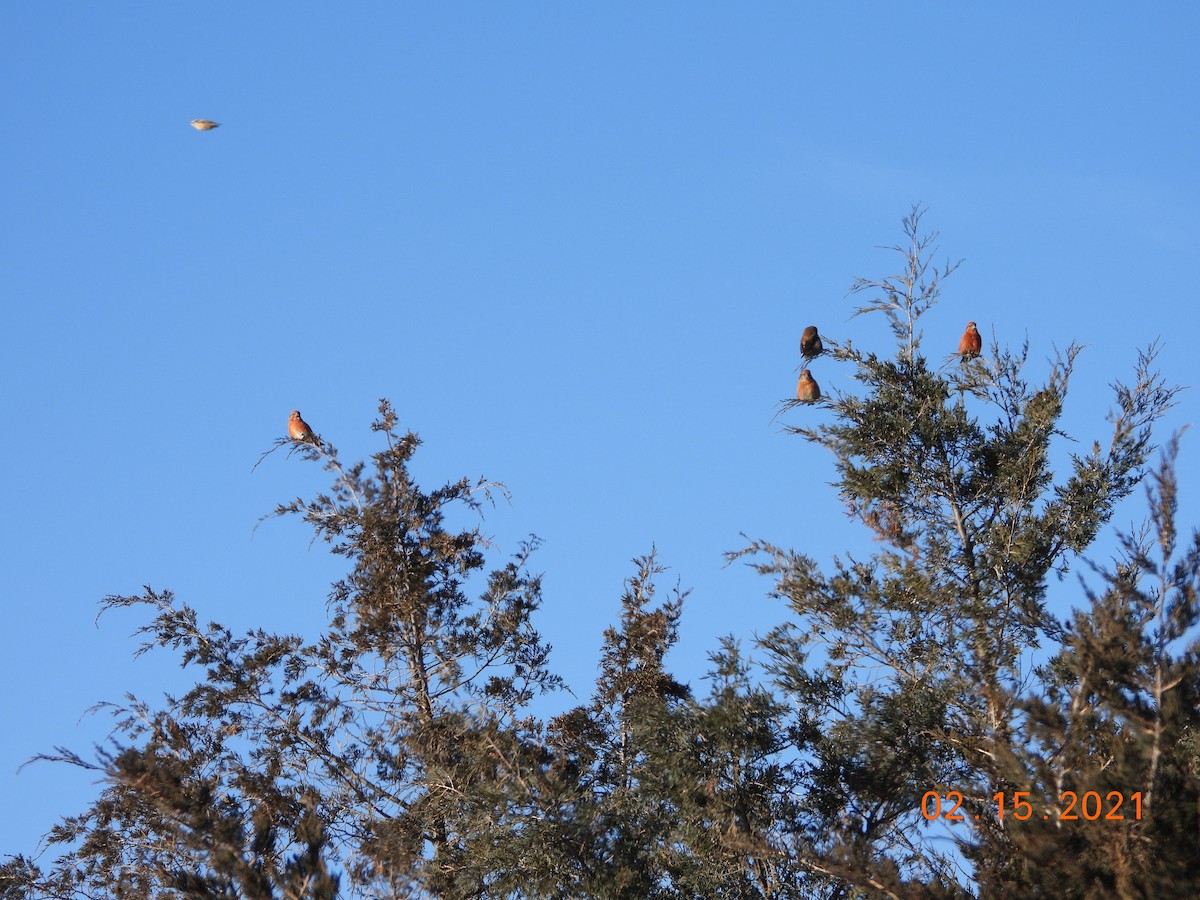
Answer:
(800, 325, 823, 360)
(796, 369, 821, 403)
(288, 410, 315, 442)
(958, 321, 982, 359)
(190, 119, 220, 131)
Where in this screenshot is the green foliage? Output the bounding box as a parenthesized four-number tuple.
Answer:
(741, 208, 1196, 897)
(4, 402, 562, 899)
(5, 214, 1198, 899)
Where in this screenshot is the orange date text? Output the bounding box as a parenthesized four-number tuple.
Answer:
(921, 790, 1142, 822)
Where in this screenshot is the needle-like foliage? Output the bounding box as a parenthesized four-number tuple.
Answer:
(738, 208, 1197, 897)
(6, 217, 1198, 900)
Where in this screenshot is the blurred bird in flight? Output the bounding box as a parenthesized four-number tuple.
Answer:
(190, 119, 220, 131)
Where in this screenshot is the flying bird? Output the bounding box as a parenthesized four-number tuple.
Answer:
(800, 325, 823, 361)
(288, 410, 316, 442)
(796, 370, 821, 403)
(958, 322, 982, 359)
(190, 119, 220, 131)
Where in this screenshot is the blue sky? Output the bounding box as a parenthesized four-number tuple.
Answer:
(3, 4, 1198, 860)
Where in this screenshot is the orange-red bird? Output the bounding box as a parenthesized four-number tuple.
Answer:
(800, 325, 823, 360)
(958, 322, 982, 359)
(796, 370, 821, 403)
(288, 410, 315, 442)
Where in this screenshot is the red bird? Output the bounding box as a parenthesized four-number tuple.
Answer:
(796, 370, 821, 403)
(288, 410, 316, 442)
(800, 325, 823, 361)
(958, 322, 982, 359)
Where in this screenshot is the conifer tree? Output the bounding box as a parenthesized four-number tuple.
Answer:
(2, 401, 561, 898)
(739, 208, 1195, 896)
(5, 214, 1198, 900)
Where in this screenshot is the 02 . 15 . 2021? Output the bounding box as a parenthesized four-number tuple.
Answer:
(920, 790, 1142, 822)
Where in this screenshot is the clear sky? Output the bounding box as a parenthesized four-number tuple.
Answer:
(3, 3, 1198, 861)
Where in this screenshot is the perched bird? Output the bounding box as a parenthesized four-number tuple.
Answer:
(796, 369, 821, 403)
(288, 410, 316, 442)
(800, 325, 823, 361)
(958, 322, 982, 359)
(190, 119, 220, 131)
